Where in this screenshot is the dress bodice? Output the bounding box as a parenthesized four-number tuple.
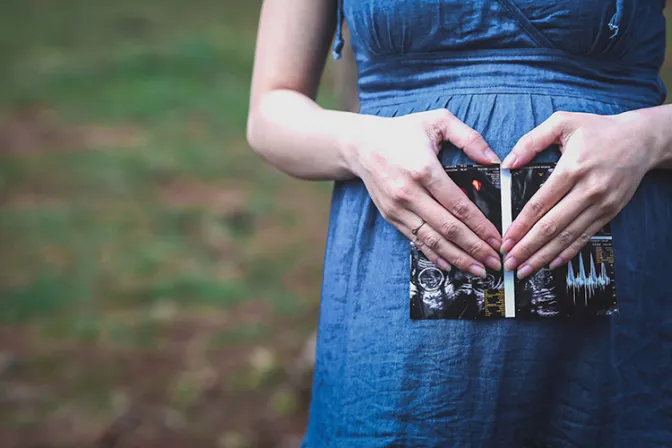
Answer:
(335, 0, 667, 107)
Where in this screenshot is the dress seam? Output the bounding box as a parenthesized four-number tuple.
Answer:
(359, 89, 659, 110)
(358, 47, 660, 73)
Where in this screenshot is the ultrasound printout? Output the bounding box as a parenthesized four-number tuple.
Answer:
(409, 162, 618, 320)
(410, 165, 504, 319)
(511, 163, 618, 318)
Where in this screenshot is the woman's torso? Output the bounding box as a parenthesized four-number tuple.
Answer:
(305, 2, 672, 447)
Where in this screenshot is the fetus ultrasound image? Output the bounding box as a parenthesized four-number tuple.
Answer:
(511, 164, 617, 317)
(410, 165, 505, 320)
(409, 162, 618, 320)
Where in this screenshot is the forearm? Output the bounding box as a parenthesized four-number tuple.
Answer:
(247, 89, 364, 181)
(622, 104, 672, 170)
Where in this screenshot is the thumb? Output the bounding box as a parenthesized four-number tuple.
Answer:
(502, 111, 574, 169)
(426, 109, 500, 165)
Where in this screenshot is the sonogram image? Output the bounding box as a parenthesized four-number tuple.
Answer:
(410, 164, 504, 320)
(511, 164, 617, 317)
(410, 243, 504, 319)
(510, 163, 554, 220)
(514, 239, 617, 317)
(409, 162, 618, 320)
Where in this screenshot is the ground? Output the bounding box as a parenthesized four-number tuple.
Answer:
(2, 2, 672, 447)
(0, 1, 337, 446)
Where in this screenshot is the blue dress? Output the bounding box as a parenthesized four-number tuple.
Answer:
(305, 1, 672, 446)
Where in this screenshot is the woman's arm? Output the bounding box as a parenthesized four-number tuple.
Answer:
(496, 104, 672, 279)
(247, 0, 506, 275)
(247, 0, 356, 180)
(627, 104, 672, 170)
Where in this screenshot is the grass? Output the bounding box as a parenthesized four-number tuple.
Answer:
(0, 0, 334, 326)
(0, 1, 333, 445)
(2, 1, 672, 446)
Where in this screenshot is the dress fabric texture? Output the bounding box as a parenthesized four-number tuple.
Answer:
(304, 1, 672, 447)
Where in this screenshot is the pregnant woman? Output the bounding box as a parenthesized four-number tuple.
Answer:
(247, 1, 672, 446)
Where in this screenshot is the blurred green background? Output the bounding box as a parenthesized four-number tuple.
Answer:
(0, 1, 340, 446)
(1, 1, 671, 447)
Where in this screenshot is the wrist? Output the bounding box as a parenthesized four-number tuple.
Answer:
(619, 106, 672, 170)
(333, 112, 378, 178)
(621, 105, 672, 169)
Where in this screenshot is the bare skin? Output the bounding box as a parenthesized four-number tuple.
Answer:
(247, 0, 672, 279)
(501, 106, 672, 279)
(247, 0, 503, 277)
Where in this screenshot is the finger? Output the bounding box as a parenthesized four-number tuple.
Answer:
(512, 206, 604, 279)
(408, 193, 502, 271)
(421, 161, 503, 250)
(547, 216, 612, 272)
(501, 111, 574, 169)
(396, 209, 488, 278)
(411, 238, 451, 273)
(415, 223, 488, 278)
(501, 164, 575, 253)
(425, 109, 500, 165)
(503, 188, 589, 271)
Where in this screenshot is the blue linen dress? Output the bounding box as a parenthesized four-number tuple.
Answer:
(304, 1, 672, 446)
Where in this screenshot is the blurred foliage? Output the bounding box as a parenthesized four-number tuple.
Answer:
(0, 0, 334, 446)
(1, 1, 672, 447)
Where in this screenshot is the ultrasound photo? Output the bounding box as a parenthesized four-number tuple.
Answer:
(410, 165, 505, 320)
(511, 164, 617, 317)
(409, 162, 619, 320)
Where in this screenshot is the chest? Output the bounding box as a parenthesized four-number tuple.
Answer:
(343, 0, 665, 61)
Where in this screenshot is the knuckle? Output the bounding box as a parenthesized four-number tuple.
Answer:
(450, 200, 471, 221)
(536, 252, 554, 267)
(379, 204, 399, 225)
(434, 108, 452, 122)
(426, 110, 451, 142)
(538, 219, 558, 238)
(465, 129, 483, 147)
(440, 220, 460, 240)
(468, 241, 485, 258)
(551, 111, 571, 123)
(585, 183, 608, 201)
(408, 165, 433, 183)
(450, 254, 467, 270)
(379, 208, 392, 222)
(389, 183, 413, 204)
(542, 252, 556, 265)
(468, 242, 487, 260)
(577, 231, 592, 245)
(424, 233, 441, 251)
(517, 242, 533, 259)
(602, 197, 620, 216)
(519, 134, 535, 151)
(557, 229, 574, 247)
(471, 221, 488, 238)
(528, 198, 546, 217)
(565, 161, 588, 180)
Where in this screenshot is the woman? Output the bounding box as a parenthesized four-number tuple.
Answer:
(247, 0, 672, 446)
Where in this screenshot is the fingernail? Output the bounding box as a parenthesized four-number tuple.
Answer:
(469, 264, 487, 278)
(487, 238, 501, 250)
(502, 153, 517, 169)
(504, 257, 518, 272)
(483, 148, 501, 164)
(500, 239, 514, 254)
(486, 256, 502, 271)
(549, 256, 564, 270)
(437, 257, 451, 272)
(517, 264, 533, 279)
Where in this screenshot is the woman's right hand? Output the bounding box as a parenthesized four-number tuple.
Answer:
(342, 109, 503, 277)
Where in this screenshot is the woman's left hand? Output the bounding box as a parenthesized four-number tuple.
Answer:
(499, 111, 657, 279)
